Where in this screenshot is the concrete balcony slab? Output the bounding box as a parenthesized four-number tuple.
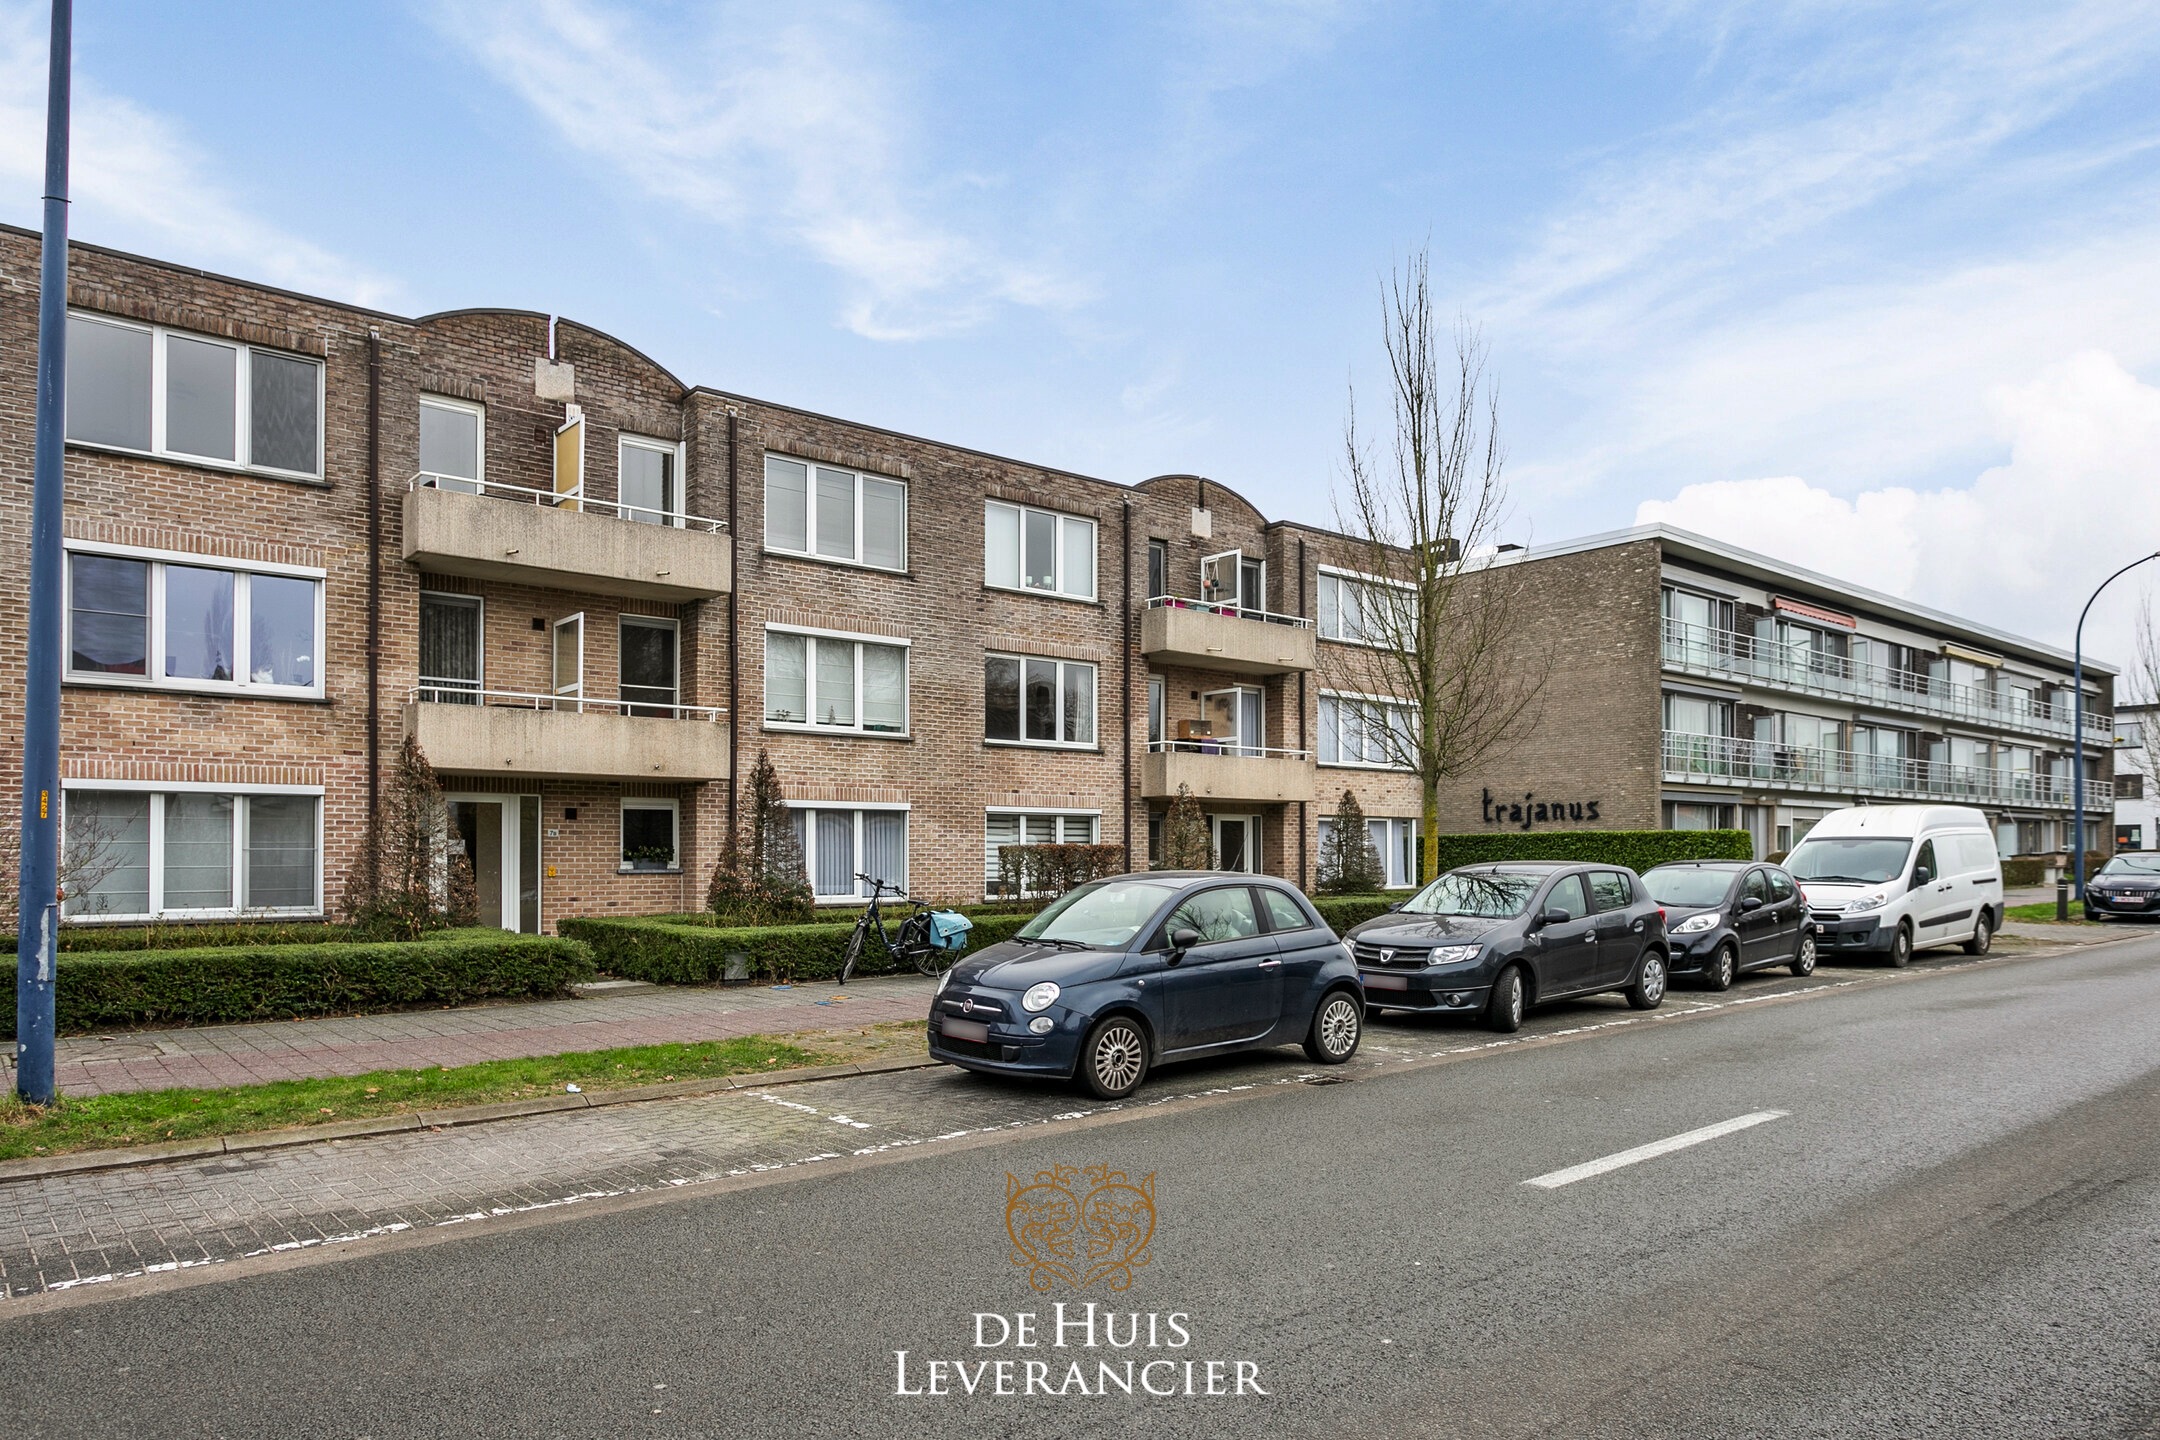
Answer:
(403, 485, 731, 601)
(1141, 603, 1315, 676)
(405, 700, 731, 783)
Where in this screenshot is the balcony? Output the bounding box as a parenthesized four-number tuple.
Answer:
(403, 477, 731, 602)
(405, 688, 730, 782)
(1141, 742, 1314, 805)
(1141, 598, 1315, 676)
(1661, 619, 2108, 742)
(1660, 731, 2111, 811)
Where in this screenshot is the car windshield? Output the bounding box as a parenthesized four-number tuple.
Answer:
(1400, 871, 1540, 918)
(2099, 854, 2160, 876)
(1644, 868, 1737, 908)
(1785, 837, 1913, 885)
(1014, 878, 1182, 949)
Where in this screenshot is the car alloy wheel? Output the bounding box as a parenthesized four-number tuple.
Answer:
(1305, 992, 1362, 1064)
(1081, 1017, 1148, 1100)
(1485, 967, 1525, 1034)
(1626, 953, 1667, 1010)
(1705, 943, 1736, 992)
(1791, 934, 1817, 977)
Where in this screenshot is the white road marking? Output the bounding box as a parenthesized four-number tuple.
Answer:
(1524, 1110, 1789, 1190)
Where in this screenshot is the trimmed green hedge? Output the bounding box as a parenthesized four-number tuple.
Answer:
(1426, 829, 1754, 873)
(1312, 896, 1399, 932)
(561, 913, 1038, 986)
(0, 930, 594, 1037)
(2, 920, 362, 955)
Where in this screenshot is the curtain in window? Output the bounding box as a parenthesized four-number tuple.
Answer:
(815, 467, 856, 559)
(1060, 517, 1093, 598)
(65, 315, 152, 449)
(765, 457, 809, 551)
(862, 812, 906, 894)
(62, 792, 151, 918)
(69, 555, 148, 675)
(1024, 660, 1057, 741)
(250, 350, 320, 474)
(815, 811, 854, 896)
(766, 632, 807, 722)
(1318, 696, 1340, 763)
(1062, 664, 1095, 745)
(620, 445, 674, 524)
(1023, 510, 1056, 589)
(861, 644, 906, 732)
(621, 621, 678, 715)
(984, 814, 1022, 894)
(164, 792, 234, 910)
(251, 575, 317, 687)
(420, 596, 481, 701)
(862, 478, 906, 570)
(986, 657, 1021, 740)
(816, 639, 856, 726)
(419, 401, 482, 492)
(245, 795, 318, 909)
(165, 335, 237, 461)
(985, 504, 1020, 588)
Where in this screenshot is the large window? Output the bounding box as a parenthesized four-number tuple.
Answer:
(1319, 694, 1415, 768)
(985, 501, 1095, 600)
(419, 593, 483, 702)
(67, 546, 324, 697)
(1318, 815, 1420, 889)
(418, 396, 484, 493)
(984, 810, 1101, 897)
(619, 436, 682, 525)
(765, 628, 908, 735)
(985, 654, 1096, 747)
(620, 799, 680, 872)
(620, 616, 680, 717)
(66, 313, 322, 479)
(1316, 570, 1403, 645)
(764, 455, 906, 570)
(62, 788, 321, 920)
(790, 806, 907, 901)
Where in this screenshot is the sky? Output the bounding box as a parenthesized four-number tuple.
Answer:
(3, 0, 2158, 676)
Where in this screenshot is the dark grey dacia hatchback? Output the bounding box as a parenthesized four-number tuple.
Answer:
(928, 872, 1365, 1100)
(1347, 862, 1670, 1032)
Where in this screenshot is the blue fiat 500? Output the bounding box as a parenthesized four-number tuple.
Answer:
(928, 872, 1364, 1099)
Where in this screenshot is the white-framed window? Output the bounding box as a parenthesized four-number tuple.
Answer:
(1147, 676, 1166, 745)
(985, 653, 1097, 747)
(985, 501, 1096, 601)
(789, 805, 908, 901)
(65, 312, 324, 479)
(65, 543, 326, 699)
(620, 798, 680, 873)
(984, 809, 1101, 897)
(619, 435, 685, 526)
(619, 615, 680, 716)
(764, 453, 907, 571)
(1318, 693, 1416, 768)
(764, 626, 909, 736)
(418, 395, 484, 493)
(1318, 814, 1420, 889)
(419, 591, 484, 703)
(60, 785, 323, 921)
(1316, 568, 1409, 646)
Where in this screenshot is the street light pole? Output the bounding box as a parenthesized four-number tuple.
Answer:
(16, 0, 71, 1106)
(2072, 550, 2160, 903)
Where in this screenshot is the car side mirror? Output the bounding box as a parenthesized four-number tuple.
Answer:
(1166, 926, 1203, 963)
(1386, 902, 1405, 913)
(1538, 907, 1570, 928)
(1739, 896, 1763, 912)
(1912, 867, 1932, 886)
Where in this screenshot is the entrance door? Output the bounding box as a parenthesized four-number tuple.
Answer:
(446, 794, 542, 932)
(1211, 814, 1258, 873)
(551, 614, 584, 712)
(1203, 685, 1264, 758)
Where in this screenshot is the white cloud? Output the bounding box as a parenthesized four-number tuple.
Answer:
(435, 0, 1083, 341)
(1636, 350, 2160, 672)
(0, 3, 398, 307)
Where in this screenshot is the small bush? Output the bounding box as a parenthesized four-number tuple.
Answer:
(562, 913, 1036, 986)
(1310, 895, 1400, 933)
(994, 843, 1125, 901)
(0, 930, 594, 1037)
(1316, 791, 1387, 895)
(1427, 829, 1753, 873)
(2001, 858, 2048, 888)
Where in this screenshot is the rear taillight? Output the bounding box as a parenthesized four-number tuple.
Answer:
(1657, 907, 1666, 923)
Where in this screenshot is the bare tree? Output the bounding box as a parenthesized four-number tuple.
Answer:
(2127, 601, 2160, 795)
(1324, 249, 1550, 884)
(2, 806, 128, 932)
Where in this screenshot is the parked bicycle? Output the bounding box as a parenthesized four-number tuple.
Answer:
(838, 874, 971, 983)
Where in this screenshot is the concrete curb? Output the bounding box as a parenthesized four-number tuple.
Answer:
(0, 1053, 942, 1186)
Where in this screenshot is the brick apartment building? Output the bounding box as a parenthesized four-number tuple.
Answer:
(0, 228, 2113, 935)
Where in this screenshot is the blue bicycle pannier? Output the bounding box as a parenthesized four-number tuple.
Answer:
(927, 910, 974, 952)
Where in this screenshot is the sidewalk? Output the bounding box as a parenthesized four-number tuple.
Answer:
(3, 976, 937, 1098)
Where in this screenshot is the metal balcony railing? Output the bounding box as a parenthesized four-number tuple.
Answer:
(1661, 730, 2111, 809)
(1660, 619, 2109, 741)
(1146, 739, 1311, 761)
(1142, 595, 1314, 628)
(410, 473, 728, 533)
(410, 683, 726, 720)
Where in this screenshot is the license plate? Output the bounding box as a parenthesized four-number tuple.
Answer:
(1361, 972, 1409, 991)
(940, 1018, 989, 1043)
(2114, 896, 2145, 907)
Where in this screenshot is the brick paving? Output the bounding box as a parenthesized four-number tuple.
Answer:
(7, 977, 938, 1098)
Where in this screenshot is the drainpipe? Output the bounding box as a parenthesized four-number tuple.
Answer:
(726, 409, 742, 847)
(1297, 535, 1308, 889)
(365, 329, 383, 895)
(1122, 498, 1135, 870)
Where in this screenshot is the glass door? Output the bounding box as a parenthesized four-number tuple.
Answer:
(1205, 685, 1264, 757)
(551, 613, 584, 712)
(446, 794, 541, 932)
(1200, 550, 1241, 608)
(619, 616, 678, 717)
(1210, 815, 1258, 873)
(418, 593, 482, 703)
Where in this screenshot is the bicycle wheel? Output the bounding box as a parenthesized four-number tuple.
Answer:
(895, 912, 939, 975)
(838, 918, 869, 985)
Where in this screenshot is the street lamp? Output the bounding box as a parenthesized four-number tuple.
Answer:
(2072, 551, 2160, 901)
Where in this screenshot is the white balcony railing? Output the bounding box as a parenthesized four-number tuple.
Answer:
(1661, 730, 2111, 810)
(1146, 739, 1311, 761)
(409, 684, 725, 721)
(1142, 595, 1313, 629)
(411, 473, 728, 533)
(1661, 619, 2109, 741)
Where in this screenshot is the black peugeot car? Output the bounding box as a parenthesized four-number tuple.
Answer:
(2084, 853, 2160, 920)
(1641, 860, 1815, 988)
(928, 872, 1365, 1100)
(1347, 862, 1669, 1032)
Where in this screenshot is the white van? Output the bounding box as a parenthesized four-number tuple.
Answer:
(1782, 805, 2004, 966)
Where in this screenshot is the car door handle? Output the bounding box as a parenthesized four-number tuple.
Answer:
(1584, 933, 1597, 943)
(1257, 958, 1282, 969)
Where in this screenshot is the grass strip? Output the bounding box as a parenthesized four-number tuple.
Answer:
(2004, 902, 2107, 924)
(0, 1034, 832, 1163)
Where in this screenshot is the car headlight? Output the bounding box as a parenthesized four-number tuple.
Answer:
(1671, 912, 1719, 935)
(1844, 893, 1887, 914)
(1426, 945, 1480, 964)
(1021, 981, 1062, 1013)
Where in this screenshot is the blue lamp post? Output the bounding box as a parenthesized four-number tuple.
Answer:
(2072, 551, 2160, 901)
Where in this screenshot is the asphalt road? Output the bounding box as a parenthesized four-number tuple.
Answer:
(5, 932, 2159, 1439)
